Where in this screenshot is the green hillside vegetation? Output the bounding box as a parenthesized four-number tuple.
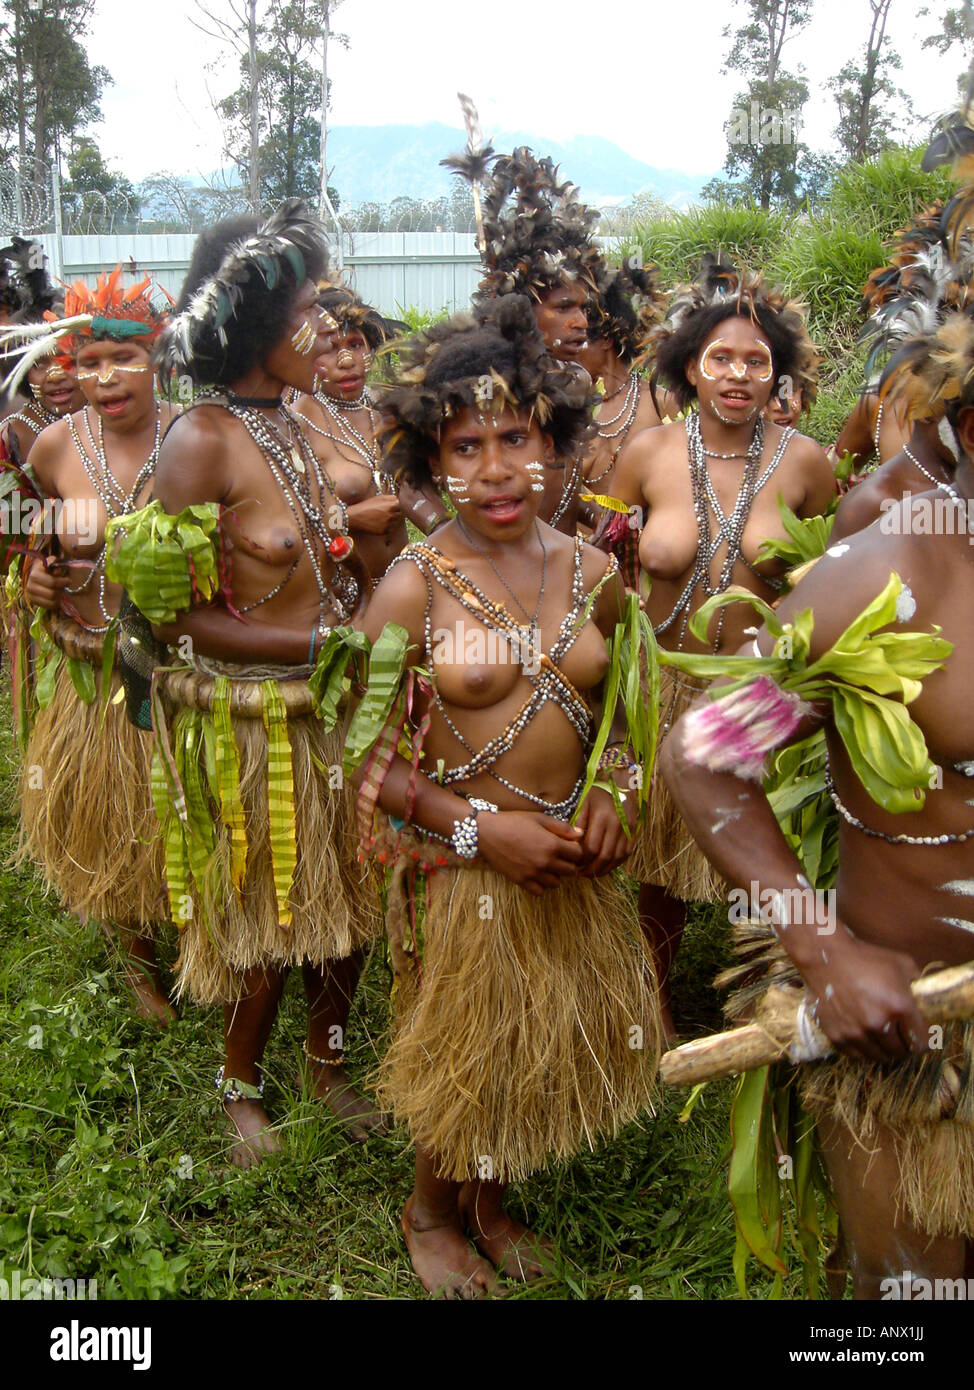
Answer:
(614, 146, 955, 446)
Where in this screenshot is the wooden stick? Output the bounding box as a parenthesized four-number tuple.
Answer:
(660, 961, 974, 1087)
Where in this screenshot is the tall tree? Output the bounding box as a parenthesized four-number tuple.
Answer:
(920, 2, 974, 105)
(0, 0, 108, 169)
(708, 0, 814, 210)
(318, 0, 348, 226)
(194, 0, 261, 212)
(828, 0, 911, 163)
(206, 1, 342, 213)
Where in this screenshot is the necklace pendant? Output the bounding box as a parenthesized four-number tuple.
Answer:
(290, 446, 306, 476)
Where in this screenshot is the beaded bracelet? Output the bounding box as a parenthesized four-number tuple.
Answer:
(598, 746, 637, 773)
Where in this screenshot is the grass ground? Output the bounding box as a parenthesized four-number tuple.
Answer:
(0, 690, 805, 1301)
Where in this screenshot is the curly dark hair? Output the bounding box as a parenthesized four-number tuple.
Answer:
(651, 257, 818, 410)
(159, 200, 328, 386)
(316, 281, 404, 352)
(375, 294, 598, 486)
(588, 261, 666, 367)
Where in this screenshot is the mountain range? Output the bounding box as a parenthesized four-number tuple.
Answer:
(321, 123, 711, 209)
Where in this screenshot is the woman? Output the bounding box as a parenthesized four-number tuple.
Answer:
(108, 203, 382, 1166)
(2, 352, 84, 462)
(831, 208, 963, 474)
(612, 259, 834, 1036)
(831, 205, 973, 541)
(576, 259, 674, 498)
(453, 145, 626, 534)
(0, 268, 177, 1023)
(662, 297, 974, 1296)
(349, 294, 659, 1297)
(293, 281, 437, 580)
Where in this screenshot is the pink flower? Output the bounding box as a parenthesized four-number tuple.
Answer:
(681, 676, 811, 781)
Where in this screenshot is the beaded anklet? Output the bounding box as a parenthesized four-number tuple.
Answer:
(216, 1064, 265, 1102)
(302, 1039, 345, 1068)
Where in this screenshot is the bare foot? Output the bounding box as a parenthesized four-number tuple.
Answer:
(402, 1198, 498, 1299)
(306, 1059, 389, 1142)
(459, 1185, 554, 1282)
(126, 974, 177, 1026)
(223, 1099, 281, 1170)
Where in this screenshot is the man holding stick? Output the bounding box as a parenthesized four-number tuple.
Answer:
(661, 302, 974, 1297)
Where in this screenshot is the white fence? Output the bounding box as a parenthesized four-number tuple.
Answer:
(35, 231, 484, 320)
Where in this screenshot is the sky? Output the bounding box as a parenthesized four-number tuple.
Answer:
(86, 0, 958, 188)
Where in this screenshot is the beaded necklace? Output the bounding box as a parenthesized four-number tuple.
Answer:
(456, 516, 548, 631)
(653, 413, 793, 654)
(7, 398, 59, 437)
(826, 767, 974, 846)
(302, 388, 394, 495)
(550, 453, 582, 528)
(218, 397, 358, 624)
(64, 404, 162, 631)
(392, 539, 614, 817)
(586, 374, 641, 487)
(902, 443, 954, 494)
(596, 372, 640, 438)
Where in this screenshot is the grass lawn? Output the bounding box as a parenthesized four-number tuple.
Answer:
(0, 688, 808, 1301)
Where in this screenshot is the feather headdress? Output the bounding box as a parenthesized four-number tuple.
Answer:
(0, 237, 59, 317)
(316, 279, 406, 352)
(460, 146, 606, 303)
(0, 264, 170, 395)
(923, 106, 974, 258)
(591, 257, 667, 368)
(158, 199, 327, 382)
(440, 93, 494, 254)
(653, 256, 819, 408)
(375, 293, 598, 483)
(879, 305, 974, 428)
(860, 204, 974, 388)
(444, 141, 665, 365)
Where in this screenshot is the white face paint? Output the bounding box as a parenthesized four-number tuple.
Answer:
(938, 917, 974, 936)
(824, 984, 835, 1001)
(940, 880, 974, 896)
(290, 320, 317, 356)
(445, 476, 469, 500)
(526, 460, 545, 494)
(698, 338, 774, 383)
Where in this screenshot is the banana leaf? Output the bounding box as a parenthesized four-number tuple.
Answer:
(310, 625, 371, 731)
(756, 495, 836, 571)
(66, 656, 96, 706)
(261, 679, 297, 928)
(728, 1065, 787, 1298)
(175, 709, 218, 904)
(34, 641, 62, 709)
(343, 623, 410, 776)
(660, 573, 951, 815)
(212, 677, 247, 895)
(150, 746, 191, 924)
(105, 501, 223, 625)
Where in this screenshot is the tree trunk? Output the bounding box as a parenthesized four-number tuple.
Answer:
(855, 0, 890, 162)
(319, 0, 331, 217)
(13, 2, 27, 224)
(248, 0, 260, 214)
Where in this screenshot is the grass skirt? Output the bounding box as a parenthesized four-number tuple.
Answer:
(166, 680, 381, 1004)
(627, 665, 725, 900)
(18, 632, 166, 930)
(725, 922, 974, 1240)
(378, 827, 660, 1183)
